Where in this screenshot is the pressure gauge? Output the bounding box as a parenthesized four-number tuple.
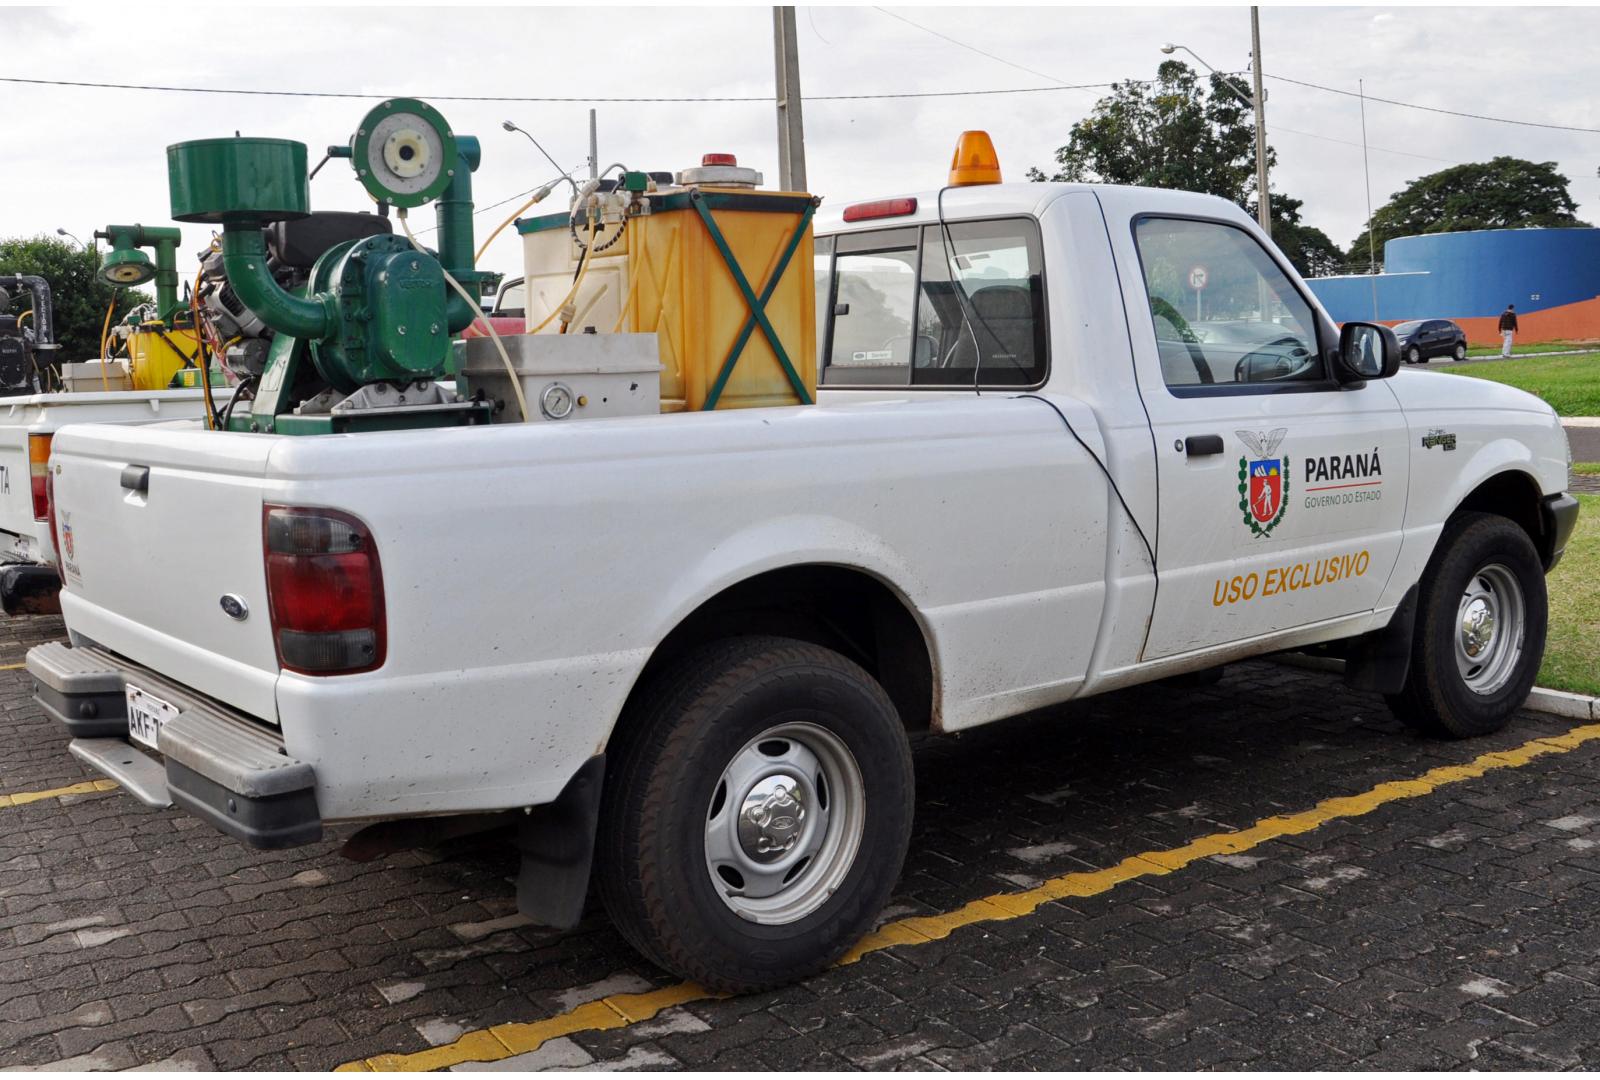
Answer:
(349, 98, 457, 208)
(540, 382, 576, 420)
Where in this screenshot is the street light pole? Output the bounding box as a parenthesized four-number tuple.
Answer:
(1160, 26, 1271, 238)
(772, 5, 807, 192)
(1249, 7, 1271, 238)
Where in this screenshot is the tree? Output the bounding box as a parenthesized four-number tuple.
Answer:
(0, 235, 149, 359)
(1255, 195, 1343, 279)
(1027, 60, 1341, 278)
(1028, 60, 1266, 203)
(1347, 157, 1589, 269)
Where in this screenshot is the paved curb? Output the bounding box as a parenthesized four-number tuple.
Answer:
(1271, 653, 1599, 720)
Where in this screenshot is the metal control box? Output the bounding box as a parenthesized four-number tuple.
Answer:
(460, 333, 662, 422)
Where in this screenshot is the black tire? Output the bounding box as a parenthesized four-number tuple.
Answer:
(1386, 513, 1547, 738)
(596, 635, 914, 993)
(1407, 345, 1422, 364)
(1453, 342, 1467, 361)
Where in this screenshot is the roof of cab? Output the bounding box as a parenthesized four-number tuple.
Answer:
(813, 182, 1254, 236)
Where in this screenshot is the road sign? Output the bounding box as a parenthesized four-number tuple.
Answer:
(1188, 265, 1208, 291)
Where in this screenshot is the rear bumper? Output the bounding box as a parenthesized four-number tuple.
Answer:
(26, 641, 322, 849)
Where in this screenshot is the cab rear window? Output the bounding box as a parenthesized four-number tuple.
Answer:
(816, 218, 1047, 388)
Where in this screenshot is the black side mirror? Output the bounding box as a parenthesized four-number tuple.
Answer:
(1336, 322, 1400, 383)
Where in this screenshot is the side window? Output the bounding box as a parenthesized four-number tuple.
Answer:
(813, 235, 834, 371)
(819, 218, 1047, 388)
(825, 229, 918, 386)
(915, 221, 1046, 386)
(1133, 217, 1324, 391)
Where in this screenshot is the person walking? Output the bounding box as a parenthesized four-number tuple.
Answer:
(1499, 304, 1519, 357)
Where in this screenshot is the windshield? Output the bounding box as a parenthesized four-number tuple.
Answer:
(1392, 321, 1422, 334)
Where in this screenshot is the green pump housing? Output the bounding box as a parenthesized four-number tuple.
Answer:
(95, 224, 184, 324)
(166, 99, 493, 433)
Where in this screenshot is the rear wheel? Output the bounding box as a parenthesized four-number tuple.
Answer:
(1386, 513, 1547, 738)
(597, 636, 914, 993)
(1453, 342, 1467, 361)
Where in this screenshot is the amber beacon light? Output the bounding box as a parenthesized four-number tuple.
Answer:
(948, 131, 1002, 186)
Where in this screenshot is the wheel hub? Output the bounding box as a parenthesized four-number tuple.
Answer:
(1453, 563, 1526, 695)
(737, 775, 807, 861)
(702, 722, 866, 925)
(1460, 597, 1496, 658)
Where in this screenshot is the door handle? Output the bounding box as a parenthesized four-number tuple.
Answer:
(120, 465, 149, 493)
(1184, 435, 1225, 457)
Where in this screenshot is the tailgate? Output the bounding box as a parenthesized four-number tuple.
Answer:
(51, 423, 282, 722)
(0, 412, 40, 549)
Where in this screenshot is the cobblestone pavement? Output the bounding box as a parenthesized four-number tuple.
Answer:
(4, 614, 1600, 1070)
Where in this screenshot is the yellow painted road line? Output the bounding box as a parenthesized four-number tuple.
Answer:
(343, 720, 1596, 1071)
(0, 662, 28, 670)
(0, 778, 119, 807)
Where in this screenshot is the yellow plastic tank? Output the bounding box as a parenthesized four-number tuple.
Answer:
(518, 184, 816, 411)
(126, 323, 201, 391)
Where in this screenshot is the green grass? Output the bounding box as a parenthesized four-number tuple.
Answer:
(1465, 340, 1600, 358)
(1540, 493, 1600, 697)
(1437, 353, 1600, 417)
(1574, 462, 1600, 477)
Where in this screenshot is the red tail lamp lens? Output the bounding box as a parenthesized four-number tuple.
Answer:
(28, 434, 51, 521)
(263, 507, 385, 675)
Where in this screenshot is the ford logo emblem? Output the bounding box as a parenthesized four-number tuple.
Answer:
(219, 594, 249, 621)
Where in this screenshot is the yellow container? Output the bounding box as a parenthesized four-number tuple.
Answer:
(127, 323, 201, 391)
(518, 187, 816, 411)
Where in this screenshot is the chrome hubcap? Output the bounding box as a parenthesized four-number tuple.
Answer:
(737, 775, 807, 861)
(1454, 563, 1525, 695)
(704, 722, 865, 925)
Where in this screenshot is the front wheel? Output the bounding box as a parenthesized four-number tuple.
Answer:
(597, 636, 914, 993)
(1386, 513, 1548, 738)
(1407, 345, 1422, 364)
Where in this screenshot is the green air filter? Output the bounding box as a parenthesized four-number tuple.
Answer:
(168, 137, 311, 224)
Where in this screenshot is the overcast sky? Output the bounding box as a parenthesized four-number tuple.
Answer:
(3, 3, 1597, 281)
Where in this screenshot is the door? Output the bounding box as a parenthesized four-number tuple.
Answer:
(1125, 215, 1411, 659)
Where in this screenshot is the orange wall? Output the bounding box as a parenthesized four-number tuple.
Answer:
(1390, 294, 1600, 347)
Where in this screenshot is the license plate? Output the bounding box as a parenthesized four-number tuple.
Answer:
(125, 684, 179, 752)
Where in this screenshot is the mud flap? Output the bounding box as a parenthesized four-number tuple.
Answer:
(1343, 586, 1417, 694)
(515, 754, 606, 929)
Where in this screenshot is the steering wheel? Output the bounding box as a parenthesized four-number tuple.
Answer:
(1234, 335, 1316, 384)
(1148, 297, 1213, 384)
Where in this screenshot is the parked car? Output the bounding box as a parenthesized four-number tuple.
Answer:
(1393, 319, 1468, 364)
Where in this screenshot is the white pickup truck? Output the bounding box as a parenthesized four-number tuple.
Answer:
(0, 390, 207, 613)
(29, 183, 1576, 992)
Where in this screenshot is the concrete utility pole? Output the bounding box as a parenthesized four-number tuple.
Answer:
(1250, 6, 1270, 237)
(772, 6, 808, 191)
(588, 109, 599, 181)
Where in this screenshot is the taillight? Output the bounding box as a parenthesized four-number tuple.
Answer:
(263, 506, 385, 675)
(28, 434, 51, 521)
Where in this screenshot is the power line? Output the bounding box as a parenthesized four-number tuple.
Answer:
(860, 12, 1505, 164)
(871, 7, 1083, 89)
(0, 74, 1118, 103)
(1265, 73, 1600, 135)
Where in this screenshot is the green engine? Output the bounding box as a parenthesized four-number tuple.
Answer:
(166, 98, 494, 433)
